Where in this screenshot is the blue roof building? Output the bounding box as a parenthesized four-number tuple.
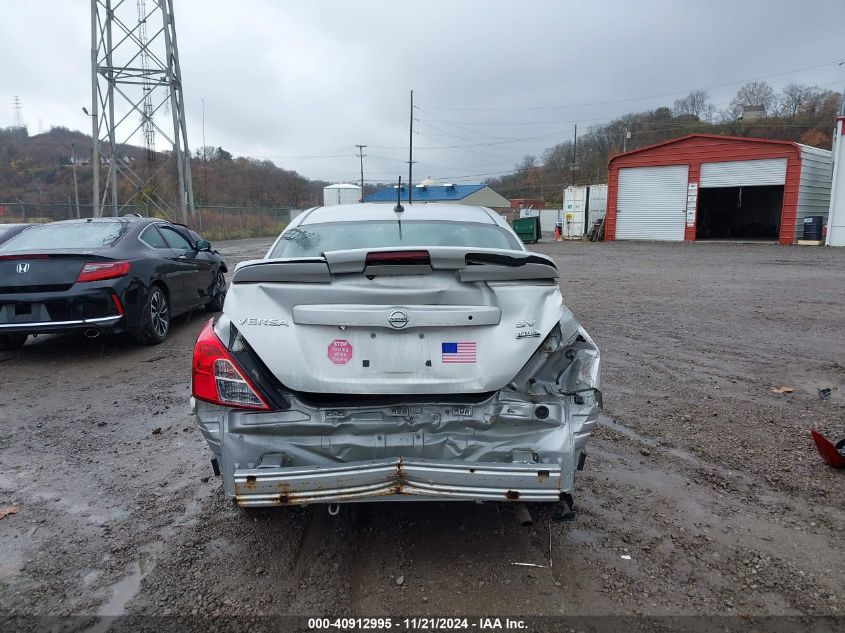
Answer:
(364, 182, 510, 208)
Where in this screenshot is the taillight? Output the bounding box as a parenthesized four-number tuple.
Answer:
(365, 250, 431, 265)
(192, 319, 269, 410)
(76, 261, 130, 283)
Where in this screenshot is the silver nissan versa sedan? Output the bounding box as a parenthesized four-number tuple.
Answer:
(191, 203, 601, 516)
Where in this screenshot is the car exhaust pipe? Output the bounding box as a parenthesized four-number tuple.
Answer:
(515, 502, 533, 527)
(84, 328, 101, 339)
(327, 503, 340, 516)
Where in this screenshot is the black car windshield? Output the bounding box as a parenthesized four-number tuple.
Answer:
(0, 222, 129, 251)
(0, 225, 25, 240)
(270, 220, 522, 258)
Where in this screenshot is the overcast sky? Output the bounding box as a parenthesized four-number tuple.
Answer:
(1, 0, 844, 184)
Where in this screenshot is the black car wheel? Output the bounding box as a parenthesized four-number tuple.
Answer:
(206, 271, 226, 312)
(135, 286, 170, 345)
(0, 333, 28, 350)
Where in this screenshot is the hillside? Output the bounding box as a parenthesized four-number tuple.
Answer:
(0, 126, 328, 219)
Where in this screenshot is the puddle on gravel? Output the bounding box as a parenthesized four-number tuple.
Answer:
(83, 486, 209, 631)
(84, 542, 163, 633)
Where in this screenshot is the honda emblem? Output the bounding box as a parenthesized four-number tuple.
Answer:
(16, 263, 30, 273)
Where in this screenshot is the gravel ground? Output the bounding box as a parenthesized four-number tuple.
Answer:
(0, 237, 843, 631)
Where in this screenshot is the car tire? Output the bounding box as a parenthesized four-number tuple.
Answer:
(205, 271, 226, 312)
(134, 286, 170, 345)
(0, 333, 28, 350)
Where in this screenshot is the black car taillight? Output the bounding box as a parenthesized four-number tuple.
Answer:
(76, 261, 130, 283)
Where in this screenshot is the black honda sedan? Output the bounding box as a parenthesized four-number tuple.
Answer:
(0, 217, 227, 349)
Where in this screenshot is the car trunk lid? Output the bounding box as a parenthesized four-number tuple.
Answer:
(0, 253, 111, 293)
(225, 247, 563, 395)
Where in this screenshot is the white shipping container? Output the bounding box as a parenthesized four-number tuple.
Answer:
(563, 186, 588, 238)
(323, 183, 362, 206)
(587, 184, 608, 230)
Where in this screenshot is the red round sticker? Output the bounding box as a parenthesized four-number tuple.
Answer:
(328, 339, 353, 365)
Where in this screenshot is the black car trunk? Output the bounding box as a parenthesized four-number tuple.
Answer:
(0, 254, 104, 293)
(0, 253, 121, 326)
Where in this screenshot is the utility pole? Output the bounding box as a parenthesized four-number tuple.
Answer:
(408, 89, 414, 204)
(571, 124, 578, 187)
(355, 144, 367, 202)
(202, 98, 208, 206)
(70, 141, 81, 218)
(623, 126, 633, 152)
(90, 0, 194, 221)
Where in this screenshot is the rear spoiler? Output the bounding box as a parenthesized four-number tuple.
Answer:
(232, 247, 558, 284)
(232, 258, 330, 284)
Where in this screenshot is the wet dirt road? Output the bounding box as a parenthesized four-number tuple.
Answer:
(1, 238, 843, 630)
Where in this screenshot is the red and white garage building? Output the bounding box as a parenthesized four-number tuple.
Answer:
(604, 134, 832, 244)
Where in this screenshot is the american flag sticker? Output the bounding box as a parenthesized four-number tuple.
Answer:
(441, 342, 477, 364)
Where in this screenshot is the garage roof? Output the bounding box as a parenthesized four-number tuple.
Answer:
(608, 133, 801, 166)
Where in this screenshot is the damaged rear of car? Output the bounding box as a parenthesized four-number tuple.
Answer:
(191, 204, 601, 512)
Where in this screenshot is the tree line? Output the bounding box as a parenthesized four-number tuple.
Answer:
(0, 126, 328, 214)
(486, 81, 842, 205)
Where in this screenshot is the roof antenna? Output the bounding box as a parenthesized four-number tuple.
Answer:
(394, 176, 404, 213)
(394, 176, 404, 240)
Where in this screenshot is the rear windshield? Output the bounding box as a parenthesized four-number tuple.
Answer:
(270, 220, 522, 258)
(0, 222, 129, 251)
(0, 225, 25, 240)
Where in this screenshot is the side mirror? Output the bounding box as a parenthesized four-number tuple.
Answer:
(196, 239, 212, 251)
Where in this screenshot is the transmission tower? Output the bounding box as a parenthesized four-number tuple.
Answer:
(11, 96, 26, 130)
(89, 0, 194, 220)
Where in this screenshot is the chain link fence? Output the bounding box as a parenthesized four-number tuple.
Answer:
(0, 201, 295, 242)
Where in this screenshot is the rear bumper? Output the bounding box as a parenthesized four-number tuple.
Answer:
(0, 314, 122, 333)
(234, 457, 563, 506)
(0, 282, 129, 334)
(194, 386, 600, 507)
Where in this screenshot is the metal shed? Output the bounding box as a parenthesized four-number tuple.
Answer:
(604, 134, 833, 244)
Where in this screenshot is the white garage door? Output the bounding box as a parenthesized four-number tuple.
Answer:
(616, 165, 688, 241)
(700, 158, 787, 188)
